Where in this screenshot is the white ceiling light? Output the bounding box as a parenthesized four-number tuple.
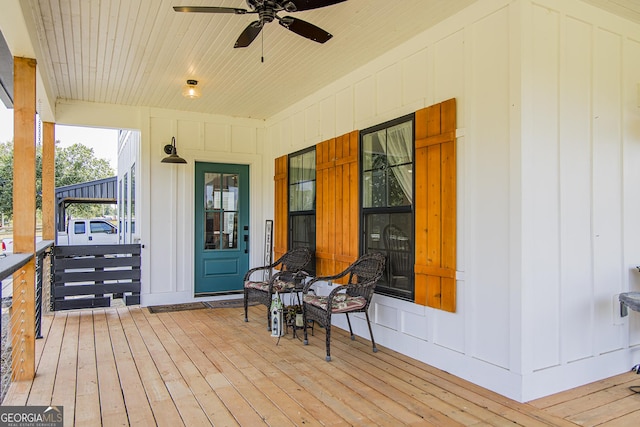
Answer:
(182, 79, 201, 99)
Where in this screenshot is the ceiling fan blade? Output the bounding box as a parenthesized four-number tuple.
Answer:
(278, 16, 332, 43)
(173, 6, 248, 14)
(280, 0, 347, 12)
(234, 21, 263, 48)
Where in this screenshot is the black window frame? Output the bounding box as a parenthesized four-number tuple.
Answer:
(360, 113, 415, 301)
(288, 146, 317, 275)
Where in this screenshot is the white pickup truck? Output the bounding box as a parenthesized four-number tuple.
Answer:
(57, 218, 118, 245)
(1, 218, 119, 254)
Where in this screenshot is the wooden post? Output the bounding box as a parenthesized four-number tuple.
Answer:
(42, 121, 55, 241)
(41, 121, 55, 314)
(12, 56, 37, 381)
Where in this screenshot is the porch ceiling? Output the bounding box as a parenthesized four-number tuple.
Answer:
(9, 0, 640, 121)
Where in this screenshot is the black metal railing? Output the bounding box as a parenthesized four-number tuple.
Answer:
(34, 241, 53, 339)
(0, 240, 54, 403)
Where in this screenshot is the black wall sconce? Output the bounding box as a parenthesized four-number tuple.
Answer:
(161, 136, 187, 164)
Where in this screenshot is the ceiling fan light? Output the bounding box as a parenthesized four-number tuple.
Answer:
(182, 79, 201, 99)
(283, 1, 297, 12)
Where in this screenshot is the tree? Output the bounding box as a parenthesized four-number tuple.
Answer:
(55, 143, 113, 187)
(0, 141, 115, 219)
(0, 142, 13, 222)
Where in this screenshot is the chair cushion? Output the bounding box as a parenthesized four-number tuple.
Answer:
(244, 279, 296, 293)
(303, 293, 367, 313)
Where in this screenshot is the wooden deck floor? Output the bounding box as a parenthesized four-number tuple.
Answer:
(2, 304, 639, 426)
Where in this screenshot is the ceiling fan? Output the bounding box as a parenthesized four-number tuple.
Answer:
(174, 0, 346, 48)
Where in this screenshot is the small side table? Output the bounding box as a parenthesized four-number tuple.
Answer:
(285, 276, 314, 339)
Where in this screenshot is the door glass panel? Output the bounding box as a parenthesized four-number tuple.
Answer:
(222, 174, 239, 210)
(203, 172, 240, 250)
(223, 212, 237, 249)
(205, 173, 217, 209)
(205, 211, 221, 249)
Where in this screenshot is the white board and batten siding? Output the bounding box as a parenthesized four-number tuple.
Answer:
(266, 0, 640, 401)
(142, 109, 267, 306)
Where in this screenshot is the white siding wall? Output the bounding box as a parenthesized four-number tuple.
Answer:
(56, 103, 267, 306)
(521, 0, 640, 399)
(117, 130, 141, 244)
(142, 109, 267, 305)
(265, 0, 640, 401)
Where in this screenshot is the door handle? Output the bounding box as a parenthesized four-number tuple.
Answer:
(244, 234, 249, 253)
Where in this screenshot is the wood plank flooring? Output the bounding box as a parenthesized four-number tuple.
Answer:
(3, 305, 640, 426)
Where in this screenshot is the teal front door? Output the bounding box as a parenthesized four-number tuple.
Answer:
(195, 162, 249, 294)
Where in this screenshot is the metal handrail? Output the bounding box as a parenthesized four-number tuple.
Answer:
(1, 240, 54, 402)
(0, 253, 33, 282)
(0, 240, 54, 282)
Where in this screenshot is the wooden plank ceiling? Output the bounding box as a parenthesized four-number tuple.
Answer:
(15, 0, 640, 120)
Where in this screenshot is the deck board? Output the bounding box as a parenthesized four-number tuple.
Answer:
(25, 312, 66, 407)
(106, 310, 157, 426)
(130, 307, 210, 426)
(93, 310, 129, 427)
(205, 307, 389, 425)
(181, 309, 345, 426)
(3, 305, 640, 426)
(74, 311, 101, 427)
(211, 308, 449, 426)
(117, 308, 185, 427)
(51, 312, 79, 423)
(168, 315, 303, 425)
(163, 309, 296, 426)
(146, 309, 242, 426)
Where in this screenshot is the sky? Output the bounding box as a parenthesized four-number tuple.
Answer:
(0, 104, 118, 170)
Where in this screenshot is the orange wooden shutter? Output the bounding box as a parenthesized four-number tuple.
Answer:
(316, 131, 359, 281)
(316, 138, 336, 275)
(273, 155, 288, 261)
(333, 131, 359, 275)
(414, 98, 457, 312)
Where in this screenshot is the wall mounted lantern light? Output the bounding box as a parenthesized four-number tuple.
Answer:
(182, 79, 201, 99)
(161, 136, 187, 164)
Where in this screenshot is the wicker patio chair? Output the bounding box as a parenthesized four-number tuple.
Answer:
(302, 252, 386, 361)
(243, 247, 311, 329)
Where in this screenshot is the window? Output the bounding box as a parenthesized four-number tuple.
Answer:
(361, 115, 414, 300)
(90, 221, 115, 234)
(123, 173, 128, 242)
(130, 164, 136, 235)
(74, 222, 86, 234)
(119, 178, 123, 243)
(288, 148, 316, 274)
